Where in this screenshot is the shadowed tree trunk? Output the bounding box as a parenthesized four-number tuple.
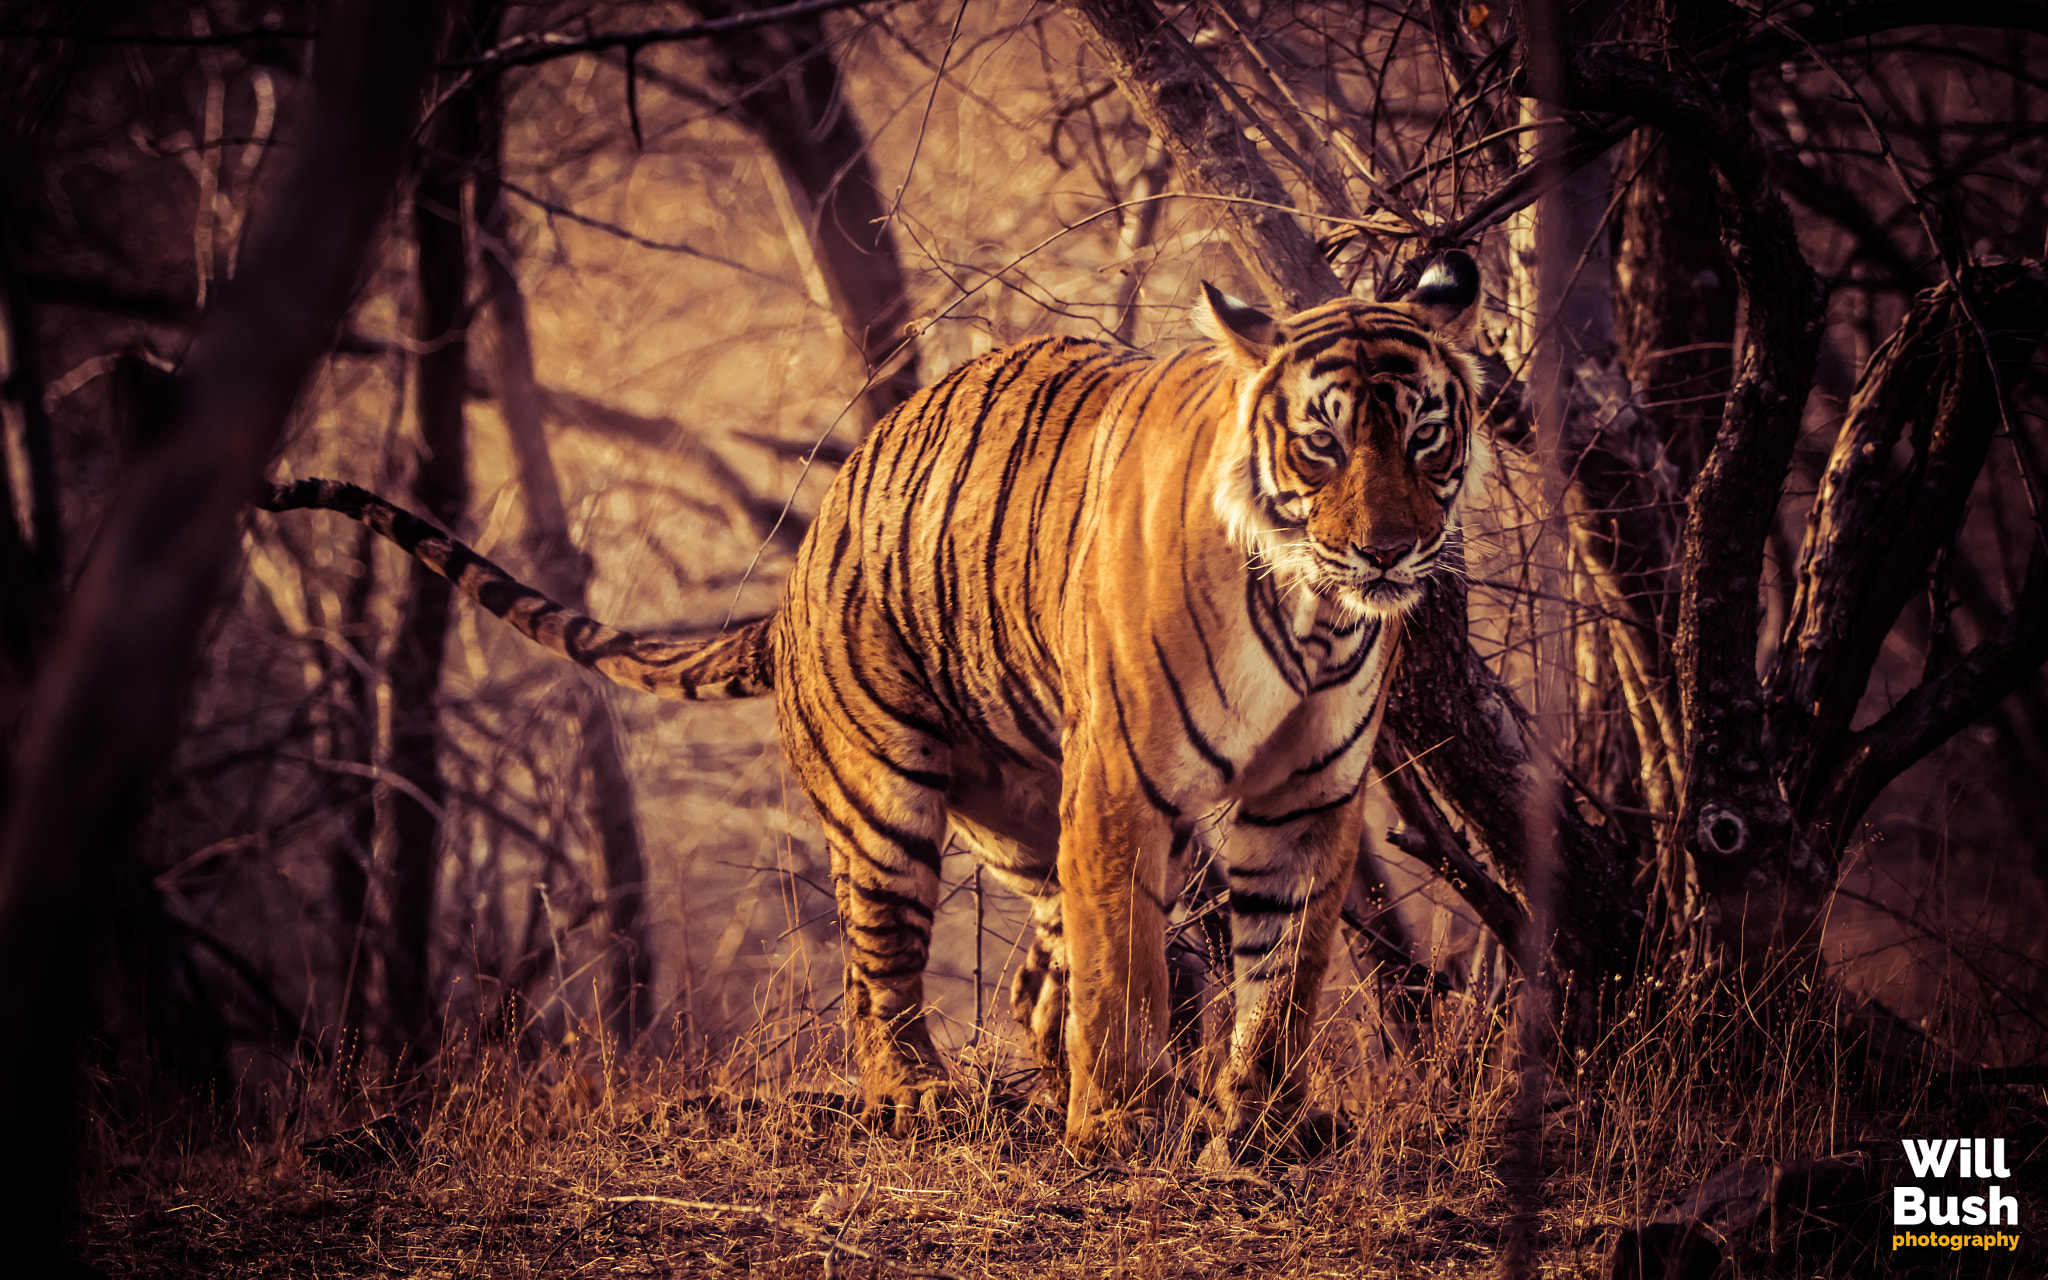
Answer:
(0, 218, 62, 773)
(1772, 266, 2048, 850)
(0, 1, 447, 1271)
(1532, 5, 1733, 937)
(386, 91, 476, 1062)
(698, 0, 922, 425)
(322, 519, 383, 1073)
(267, 505, 384, 1080)
(1532, 42, 1832, 960)
(474, 72, 655, 1041)
(1530, 37, 2048, 976)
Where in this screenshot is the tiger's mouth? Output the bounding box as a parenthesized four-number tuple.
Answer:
(1326, 573, 1425, 619)
(1302, 540, 1438, 618)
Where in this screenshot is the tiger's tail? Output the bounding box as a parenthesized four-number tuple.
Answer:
(259, 478, 773, 700)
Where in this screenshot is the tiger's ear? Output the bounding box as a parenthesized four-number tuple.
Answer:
(1402, 250, 1481, 346)
(1193, 282, 1279, 369)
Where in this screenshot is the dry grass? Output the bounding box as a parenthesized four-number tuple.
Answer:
(74, 967, 2045, 1279)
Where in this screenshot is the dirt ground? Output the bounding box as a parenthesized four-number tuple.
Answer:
(73, 1027, 2045, 1280)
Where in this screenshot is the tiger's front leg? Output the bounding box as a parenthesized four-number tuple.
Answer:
(1056, 736, 1180, 1156)
(1209, 788, 1363, 1163)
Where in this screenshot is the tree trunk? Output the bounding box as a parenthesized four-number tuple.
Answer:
(0, 218, 61, 773)
(474, 80, 655, 1041)
(699, 0, 922, 425)
(324, 521, 382, 1071)
(385, 100, 476, 1060)
(0, 1, 445, 1270)
(1773, 265, 2048, 848)
(1534, 44, 1832, 957)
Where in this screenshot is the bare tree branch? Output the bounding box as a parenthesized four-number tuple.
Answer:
(0, 22, 317, 46)
(1776, 264, 2048, 841)
(1812, 543, 2048, 839)
(1725, 1, 2048, 68)
(450, 0, 880, 72)
(1059, 0, 1342, 311)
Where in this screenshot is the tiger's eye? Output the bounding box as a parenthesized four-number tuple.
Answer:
(1411, 419, 1440, 444)
(1306, 428, 1336, 451)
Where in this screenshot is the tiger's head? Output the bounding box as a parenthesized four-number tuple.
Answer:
(1196, 251, 1490, 621)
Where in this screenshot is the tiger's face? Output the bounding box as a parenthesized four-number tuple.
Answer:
(1199, 253, 1488, 621)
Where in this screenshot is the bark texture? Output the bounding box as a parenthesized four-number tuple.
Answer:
(1535, 45, 1831, 952)
(1772, 265, 2048, 847)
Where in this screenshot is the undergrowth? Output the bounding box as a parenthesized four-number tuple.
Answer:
(74, 971, 2043, 1278)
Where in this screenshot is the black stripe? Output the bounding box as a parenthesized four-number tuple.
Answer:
(789, 706, 946, 875)
(1244, 573, 1305, 694)
(1227, 888, 1304, 916)
(1287, 331, 1351, 364)
(1107, 663, 1182, 819)
(1028, 355, 1135, 653)
(1152, 635, 1235, 783)
(846, 876, 937, 922)
(981, 351, 1092, 722)
(1237, 791, 1353, 827)
(1288, 705, 1381, 780)
(832, 569, 950, 746)
(1310, 633, 1378, 691)
(1175, 436, 1232, 713)
(1351, 327, 1429, 349)
(848, 955, 928, 982)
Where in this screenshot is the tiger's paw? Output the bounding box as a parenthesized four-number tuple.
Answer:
(857, 1076, 961, 1138)
(1202, 1106, 1353, 1167)
(1067, 1108, 1162, 1161)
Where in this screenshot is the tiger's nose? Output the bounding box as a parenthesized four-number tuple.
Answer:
(1356, 539, 1413, 571)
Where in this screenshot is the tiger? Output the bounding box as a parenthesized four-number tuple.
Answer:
(261, 249, 1487, 1160)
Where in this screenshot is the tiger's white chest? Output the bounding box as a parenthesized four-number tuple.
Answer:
(1182, 590, 1395, 807)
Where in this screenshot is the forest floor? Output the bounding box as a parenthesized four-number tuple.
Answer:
(71, 1004, 2044, 1280)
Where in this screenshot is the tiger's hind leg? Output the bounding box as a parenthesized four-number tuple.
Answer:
(827, 797, 953, 1135)
(1007, 892, 1070, 1108)
(779, 701, 956, 1134)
